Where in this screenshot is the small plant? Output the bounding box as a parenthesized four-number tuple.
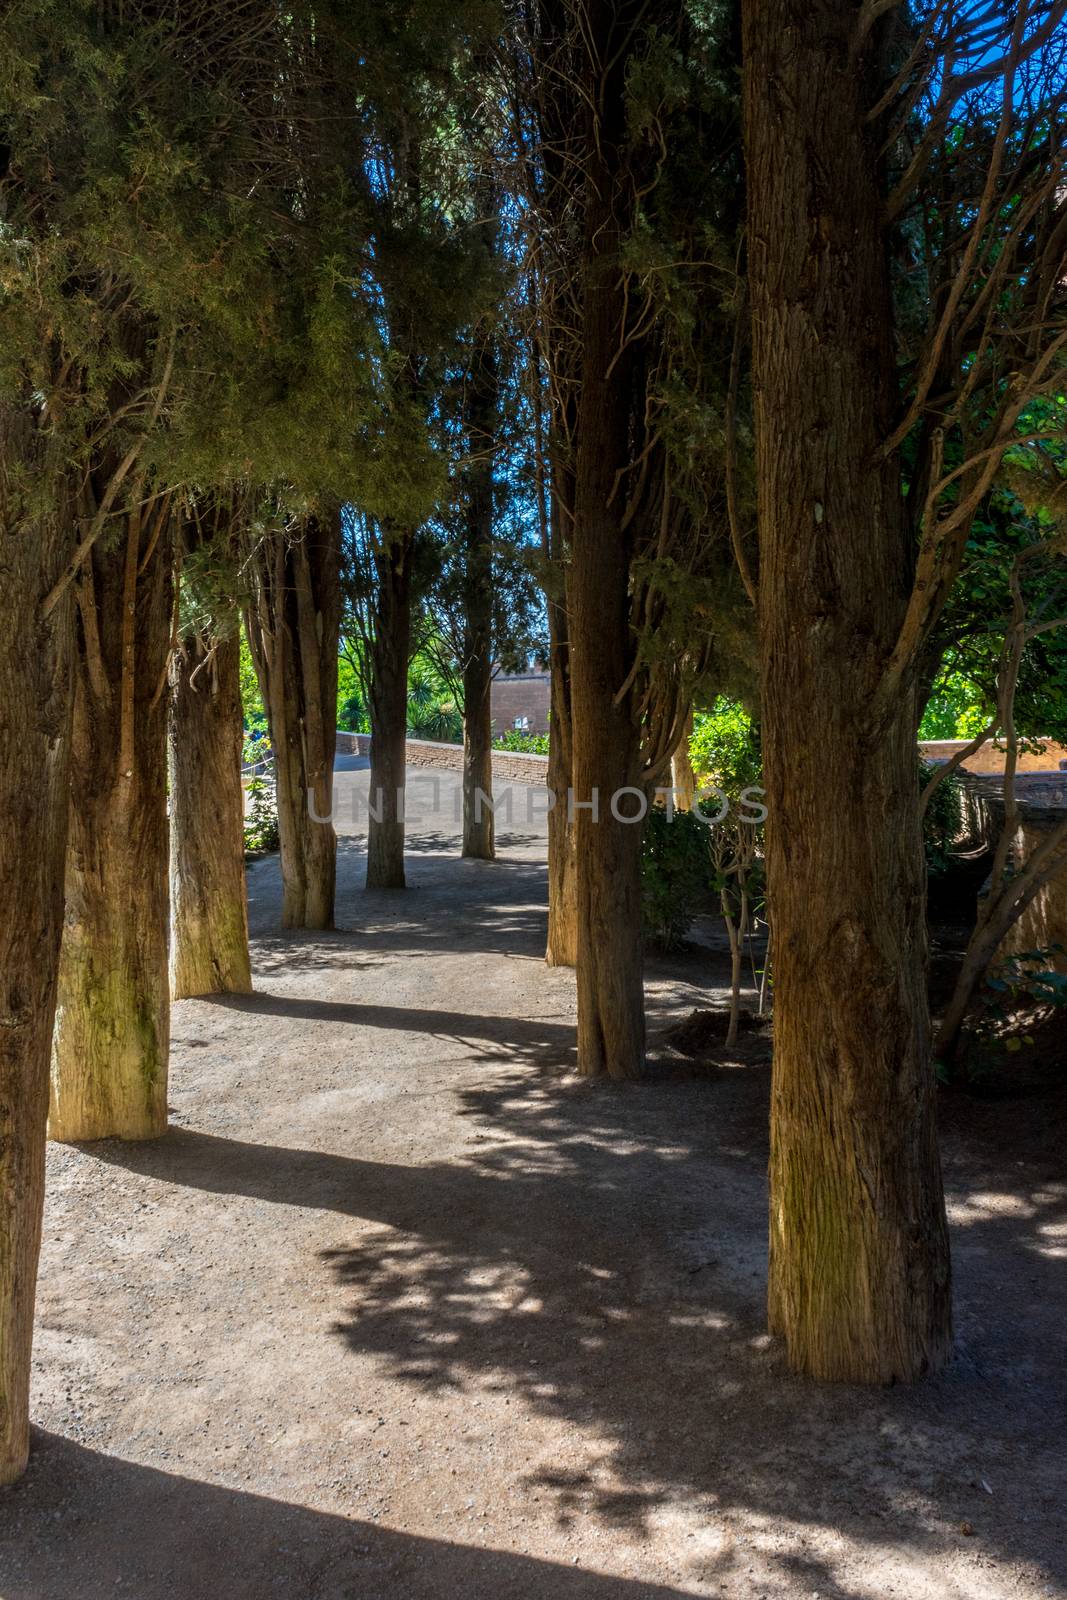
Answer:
(244, 772, 280, 854)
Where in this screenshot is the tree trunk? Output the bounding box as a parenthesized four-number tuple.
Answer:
(169, 629, 252, 998)
(50, 497, 173, 1143)
(0, 417, 74, 1483)
(671, 706, 696, 811)
(569, 7, 646, 1079)
(545, 577, 578, 966)
(463, 656, 495, 860)
(743, 0, 952, 1381)
(247, 512, 340, 928)
(367, 533, 413, 889)
(462, 331, 498, 861)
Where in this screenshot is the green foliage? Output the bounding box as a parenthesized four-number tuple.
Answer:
(922, 490, 1067, 743)
(918, 671, 993, 740)
(690, 699, 761, 792)
(407, 657, 462, 743)
(920, 762, 964, 877)
(493, 729, 549, 755)
(239, 633, 267, 737)
(969, 948, 1067, 1066)
(641, 806, 709, 950)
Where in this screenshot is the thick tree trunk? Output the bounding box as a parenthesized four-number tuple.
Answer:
(51, 498, 173, 1143)
(569, 10, 646, 1079)
(247, 512, 340, 928)
(461, 334, 498, 862)
(0, 419, 74, 1483)
(545, 582, 578, 966)
(367, 533, 413, 890)
(671, 706, 696, 811)
(743, 0, 952, 1381)
(169, 629, 252, 998)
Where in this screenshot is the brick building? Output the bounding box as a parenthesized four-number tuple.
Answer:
(490, 668, 551, 738)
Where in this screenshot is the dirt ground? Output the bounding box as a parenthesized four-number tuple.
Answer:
(2, 759, 1066, 1599)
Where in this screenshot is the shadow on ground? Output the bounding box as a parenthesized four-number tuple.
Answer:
(0, 1432, 696, 1600)
(87, 1055, 1067, 1597)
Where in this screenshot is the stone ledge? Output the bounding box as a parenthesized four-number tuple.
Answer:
(335, 732, 549, 788)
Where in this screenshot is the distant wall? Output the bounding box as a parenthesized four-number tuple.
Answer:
(335, 732, 549, 790)
(919, 737, 1067, 775)
(490, 671, 551, 737)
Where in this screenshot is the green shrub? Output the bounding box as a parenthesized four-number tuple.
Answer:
(493, 728, 550, 755)
(641, 806, 709, 949)
(690, 698, 761, 791)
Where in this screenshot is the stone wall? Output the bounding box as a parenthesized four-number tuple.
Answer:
(919, 737, 1067, 775)
(956, 774, 1067, 971)
(335, 731, 549, 790)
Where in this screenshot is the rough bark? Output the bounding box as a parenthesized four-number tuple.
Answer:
(247, 512, 341, 928)
(461, 332, 498, 862)
(366, 532, 413, 890)
(545, 569, 578, 966)
(50, 497, 173, 1143)
(0, 414, 74, 1483)
(743, 0, 952, 1381)
(671, 707, 696, 811)
(569, 1, 647, 1079)
(169, 629, 252, 998)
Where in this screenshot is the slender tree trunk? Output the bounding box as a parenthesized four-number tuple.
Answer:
(545, 576, 578, 965)
(169, 629, 252, 997)
(462, 333, 498, 861)
(743, 0, 951, 1381)
(247, 512, 340, 928)
(463, 657, 495, 859)
(0, 416, 74, 1483)
(672, 706, 696, 811)
(51, 496, 173, 1142)
(570, 14, 646, 1080)
(367, 532, 413, 889)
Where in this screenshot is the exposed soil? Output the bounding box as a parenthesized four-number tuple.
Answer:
(2, 758, 1066, 1599)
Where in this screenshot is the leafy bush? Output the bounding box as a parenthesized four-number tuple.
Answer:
(493, 728, 549, 755)
(244, 772, 280, 854)
(690, 698, 761, 792)
(408, 699, 462, 742)
(641, 806, 709, 949)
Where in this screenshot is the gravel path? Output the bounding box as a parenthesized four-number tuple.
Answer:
(2, 760, 1065, 1598)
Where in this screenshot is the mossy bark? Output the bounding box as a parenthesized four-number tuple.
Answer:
(545, 587, 577, 966)
(169, 629, 252, 998)
(671, 708, 696, 812)
(743, 0, 952, 1381)
(51, 498, 173, 1143)
(0, 412, 74, 1483)
(247, 512, 340, 928)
